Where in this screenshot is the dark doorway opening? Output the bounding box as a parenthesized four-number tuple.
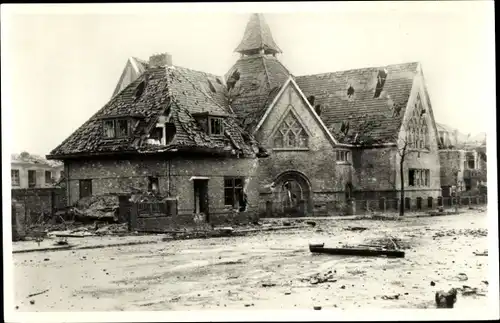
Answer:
(193, 179, 209, 221)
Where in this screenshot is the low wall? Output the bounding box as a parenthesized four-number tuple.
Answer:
(11, 188, 66, 225)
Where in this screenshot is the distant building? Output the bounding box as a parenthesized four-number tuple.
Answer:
(11, 152, 64, 189)
(437, 123, 487, 196)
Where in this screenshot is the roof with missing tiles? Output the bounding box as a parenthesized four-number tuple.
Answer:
(225, 55, 291, 133)
(295, 62, 420, 145)
(48, 66, 261, 159)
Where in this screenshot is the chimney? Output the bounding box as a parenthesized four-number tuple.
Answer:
(149, 53, 173, 67)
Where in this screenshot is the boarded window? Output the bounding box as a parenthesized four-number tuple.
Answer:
(79, 179, 92, 199)
(273, 111, 309, 148)
(224, 177, 244, 208)
(11, 169, 20, 186)
(209, 118, 223, 135)
(45, 171, 52, 184)
(28, 170, 37, 188)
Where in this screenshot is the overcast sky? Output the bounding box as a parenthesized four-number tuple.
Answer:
(2, 2, 495, 156)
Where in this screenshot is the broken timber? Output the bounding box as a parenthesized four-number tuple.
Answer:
(309, 245, 405, 258)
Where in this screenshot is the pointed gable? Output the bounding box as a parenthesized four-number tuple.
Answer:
(234, 13, 282, 55)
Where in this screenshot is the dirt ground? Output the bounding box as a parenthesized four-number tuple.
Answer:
(12, 211, 491, 311)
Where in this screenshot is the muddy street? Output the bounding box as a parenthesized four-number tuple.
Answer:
(13, 212, 490, 311)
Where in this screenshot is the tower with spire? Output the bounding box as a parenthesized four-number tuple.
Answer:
(226, 13, 290, 133)
(234, 13, 282, 57)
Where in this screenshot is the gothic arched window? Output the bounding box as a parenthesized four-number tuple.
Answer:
(273, 110, 309, 148)
(407, 94, 430, 149)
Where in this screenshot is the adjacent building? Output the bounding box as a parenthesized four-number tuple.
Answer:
(11, 152, 64, 189)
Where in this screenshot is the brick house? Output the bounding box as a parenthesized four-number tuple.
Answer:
(48, 13, 444, 217)
(47, 57, 268, 220)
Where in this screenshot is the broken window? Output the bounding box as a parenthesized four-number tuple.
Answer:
(224, 177, 244, 208)
(45, 171, 52, 184)
(336, 150, 350, 162)
(209, 117, 223, 135)
(117, 119, 129, 138)
(466, 153, 475, 169)
(347, 85, 355, 97)
(28, 170, 36, 188)
(273, 111, 309, 148)
(408, 169, 415, 187)
(314, 104, 322, 116)
(409, 168, 430, 187)
(373, 69, 387, 98)
(151, 127, 163, 142)
(165, 123, 176, 145)
(134, 81, 145, 100)
(227, 70, 240, 90)
(11, 169, 20, 186)
(148, 176, 159, 192)
(79, 179, 92, 199)
(103, 120, 116, 138)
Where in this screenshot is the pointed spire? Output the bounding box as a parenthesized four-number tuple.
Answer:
(234, 13, 282, 55)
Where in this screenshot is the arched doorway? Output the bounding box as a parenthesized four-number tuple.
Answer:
(274, 171, 312, 217)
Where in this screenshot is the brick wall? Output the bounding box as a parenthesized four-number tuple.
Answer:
(65, 155, 260, 217)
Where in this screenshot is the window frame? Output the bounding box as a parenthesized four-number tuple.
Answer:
(272, 111, 309, 149)
(45, 170, 52, 184)
(102, 118, 130, 139)
(208, 117, 224, 136)
(28, 170, 37, 188)
(148, 176, 160, 192)
(79, 179, 93, 199)
(408, 168, 430, 187)
(224, 177, 244, 208)
(336, 150, 350, 163)
(11, 169, 20, 186)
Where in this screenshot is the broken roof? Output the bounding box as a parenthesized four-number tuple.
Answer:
(48, 65, 262, 159)
(225, 54, 291, 133)
(12, 152, 63, 167)
(295, 62, 420, 145)
(234, 13, 282, 55)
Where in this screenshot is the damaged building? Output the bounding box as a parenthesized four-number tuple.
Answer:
(49, 13, 458, 220)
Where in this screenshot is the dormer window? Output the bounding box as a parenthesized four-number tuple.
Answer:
(103, 118, 130, 139)
(209, 117, 224, 135)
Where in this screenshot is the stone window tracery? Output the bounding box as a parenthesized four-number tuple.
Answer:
(407, 94, 429, 149)
(273, 110, 309, 148)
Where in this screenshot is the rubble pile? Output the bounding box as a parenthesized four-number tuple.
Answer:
(302, 270, 337, 285)
(432, 228, 487, 239)
(363, 237, 411, 250)
(71, 195, 120, 223)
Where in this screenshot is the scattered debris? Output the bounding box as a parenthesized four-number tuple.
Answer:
(284, 292, 291, 295)
(457, 285, 486, 297)
(27, 289, 49, 298)
(340, 285, 346, 289)
(304, 270, 337, 285)
(29, 300, 35, 305)
(283, 221, 291, 227)
(344, 226, 368, 232)
(313, 306, 322, 310)
(457, 273, 468, 281)
(43, 258, 50, 261)
(306, 221, 317, 227)
(381, 294, 400, 300)
(473, 250, 488, 256)
(433, 228, 487, 239)
(430, 281, 436, 286)
(435, 288, 458, 308)
(54, 238, 69, 246)
(262, 282, 276, 288)
(482, 280, 488, 285)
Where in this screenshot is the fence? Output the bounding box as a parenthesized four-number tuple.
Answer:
(11, 188, 67, 227)
(263, 194, 487, 217)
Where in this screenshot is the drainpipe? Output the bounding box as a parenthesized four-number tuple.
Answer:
(167, 158, 171, 197)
